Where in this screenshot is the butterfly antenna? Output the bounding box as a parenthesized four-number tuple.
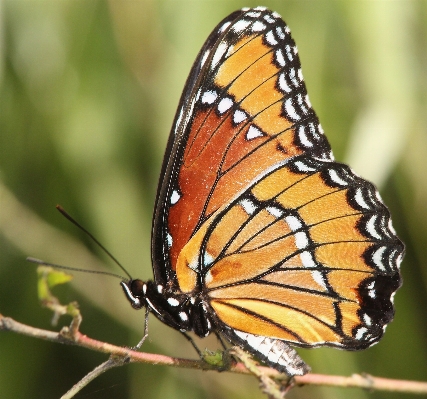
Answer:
(55, 205, 133, 280)
(26, 257, 126, 280)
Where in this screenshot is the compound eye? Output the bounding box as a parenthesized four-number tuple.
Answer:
(130, 279, 144, 297)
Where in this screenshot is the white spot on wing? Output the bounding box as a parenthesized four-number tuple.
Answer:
(263, 14, 276, 24)
(328, 169, 348, 186)
(219, 21, 231, 33)
(294, 160, 316, 172)
(366, 215, 382, 240)
(355, 327, 368, 340)
(212, 42, 228, 68)
(275, 49, 286, 66)
(355, 188, 370, 209)
(252, 21, 266, 32)
(265, 30, 278, 46)
(276, 26, 285, 39)
(285, 44, 293, 61)
(246, 125, 264, 140)
(167, 233, 173, 248)
(170, 190, 181, 205)
(372, 246, 387, 271)
(202, 90, 217, 104)
(203, 252, 214, 267)
(218, 97, 233, 114)
(233, 19, 251, 33)
(363, 313, 372, 326)
(278, 73, 291, 93)
(285, 215, 302, 231)
(266, 206, 284, 218)
(267, 346, 281, 363)
(241, 331, 264, 347)
(294, 231, 309, 249)
(167, 297, 179, 307)
(289, 68, 299, 87)
(284, 98, 301, 120)
(233, 109, 247, 124)
(247, 11, 261, 18)
(240, 198, 257, 215)
(179, 312, 188, 321)
(298, 126, 313, 148)
(300, 251, 316, 267)
(311, 270, 327, 289)
(258, 338, 275, 356)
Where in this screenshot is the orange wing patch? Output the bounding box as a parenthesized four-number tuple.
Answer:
(209, 283, 338, 326)
(205, 236, 299, 289)
(211, 298, 342, 345)
(261, 270, 329, 292)
(216, 35, 276, 97)
(315, 242, 373, 272)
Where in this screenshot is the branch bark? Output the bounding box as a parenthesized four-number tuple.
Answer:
(1, 313, 427, 397)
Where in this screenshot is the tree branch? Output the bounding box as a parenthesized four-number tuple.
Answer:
(1, 313, 427, 397)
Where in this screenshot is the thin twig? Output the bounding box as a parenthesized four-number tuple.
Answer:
(60, 357, 127, 399)
(295, 373, 427, 394)
(1, 313, 427, 396)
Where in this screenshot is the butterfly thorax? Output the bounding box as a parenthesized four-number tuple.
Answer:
(121, 279, 214, 338)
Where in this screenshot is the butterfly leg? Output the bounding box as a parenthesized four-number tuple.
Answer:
(133, 307, 150, 350)
(215, 332, 228, 350)
(179, 331, 203, 357)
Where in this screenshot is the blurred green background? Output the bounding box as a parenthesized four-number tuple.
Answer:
(0, 1, 426, 398)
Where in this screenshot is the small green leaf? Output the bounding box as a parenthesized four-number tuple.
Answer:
(37, 266, 73, 301)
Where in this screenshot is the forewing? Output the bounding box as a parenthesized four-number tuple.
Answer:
(152, 7, 332, 285)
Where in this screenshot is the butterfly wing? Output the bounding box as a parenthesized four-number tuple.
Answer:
(152, 6, 404, 374)
(152, 7, 332, 286)
(202, 156, 402, 349)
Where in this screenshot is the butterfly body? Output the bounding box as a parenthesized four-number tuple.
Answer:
(122, 279, 214, 338)
(122, 7, 404, 376)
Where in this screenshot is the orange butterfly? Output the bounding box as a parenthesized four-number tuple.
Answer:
(121, 6, 404, 376)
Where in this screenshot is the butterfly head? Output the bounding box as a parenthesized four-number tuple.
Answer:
(120, 279, 146, 310)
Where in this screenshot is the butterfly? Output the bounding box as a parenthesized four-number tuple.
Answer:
(121, 6, 404, 376)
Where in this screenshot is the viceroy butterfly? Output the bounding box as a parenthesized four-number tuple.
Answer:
(121, 7, 404, 376)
